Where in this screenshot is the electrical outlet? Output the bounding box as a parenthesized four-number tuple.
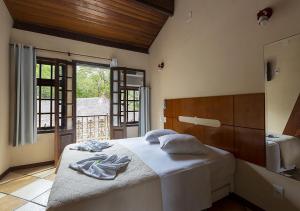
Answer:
(272, 184, 284, 199)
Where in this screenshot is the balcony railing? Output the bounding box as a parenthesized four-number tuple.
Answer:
(76, 114, 110, 142)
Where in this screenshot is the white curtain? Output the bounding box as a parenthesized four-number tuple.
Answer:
(139, 87, 151, 136)
(110, 58, 118, 67)
(10, 43, 37, 146)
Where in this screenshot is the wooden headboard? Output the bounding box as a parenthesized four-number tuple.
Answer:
(164, 93, 266, 166)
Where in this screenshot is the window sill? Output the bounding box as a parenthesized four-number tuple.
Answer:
(126, 123, 139, 127)
(37, 129, 55, 134)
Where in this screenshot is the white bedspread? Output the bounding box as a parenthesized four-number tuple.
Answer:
(120, 138, 234, 211)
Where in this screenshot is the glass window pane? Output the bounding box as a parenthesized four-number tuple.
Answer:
(135, 91, 139, 100)
(52, 114, 55, 127)
(37, 102, 40, 113)
(113, 82, 118, 92)
(128, 101, 134, 111)
(41, 64, 51, 79)
(67, 78, 72, 90)
(113, 105, 118, 115)
(41, 100, 51, 113)
(41, 86, 51, 99)
(113, 93, 118, 103)
(113, 71, 118, 80)
(67, 92, 72, 104)
(135, 112, 139, 122)
(52, 100, 55, 113)
(59, 91, 63, 100)
(41, 114, 51, 127)
(67, 66, 72, 77)
(59, 65, 63, 76)
(128, 90, 134, 100)
(36, 87, 40, 99)
(128, 112, 134, 122)
(135, 102, 140, 111)
(113, 116, 118, 126)
(67, 117, 73, 130)
(37, 115, 39, 127)
(36, 64, 40, 78)
(52, 87, 55, 99)
(52, 66, 55, 79)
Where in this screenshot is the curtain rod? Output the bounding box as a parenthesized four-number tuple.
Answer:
(9, 43, 112, 61)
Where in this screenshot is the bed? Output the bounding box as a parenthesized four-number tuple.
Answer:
(266, 134, 300, 172)
(47, 137, 235, 211)
(48, 93, 265, 211)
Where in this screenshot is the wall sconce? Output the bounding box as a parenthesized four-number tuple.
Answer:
(157, 62, 165, 72)
(257, 7, 273, 26)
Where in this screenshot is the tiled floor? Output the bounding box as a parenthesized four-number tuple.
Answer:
(0, 165, 55, 211)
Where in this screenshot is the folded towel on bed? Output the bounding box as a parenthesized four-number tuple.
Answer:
(69, 154, 131, 180)
(69, 140, 112, 152)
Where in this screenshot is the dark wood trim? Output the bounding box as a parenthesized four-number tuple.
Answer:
(0, 168, 11, 180)
(10, 160, 55, 171)
(0, 160, 55, 180)
(73, 60, 110, 68)
(134, 0, 174, 16)
(228, 193, 265, 211)
(13, 21, 149, 54)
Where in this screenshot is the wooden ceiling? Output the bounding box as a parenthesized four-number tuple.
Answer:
(4, 0, 174, 53)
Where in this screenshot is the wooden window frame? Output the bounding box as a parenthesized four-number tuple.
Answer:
(110, 67, 145, 128)
(120, 87, 140, 126)
(36, 57, 67, 134)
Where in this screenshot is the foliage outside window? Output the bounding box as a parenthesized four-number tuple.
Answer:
(76, 65, 110, 99)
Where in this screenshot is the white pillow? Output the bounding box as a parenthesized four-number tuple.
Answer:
(159, 134, 207, 155)
(144, 129, 177, 143)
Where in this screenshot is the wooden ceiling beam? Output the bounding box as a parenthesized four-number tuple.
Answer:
(13, 21, 149, 54)
(134, 0, 174, 16)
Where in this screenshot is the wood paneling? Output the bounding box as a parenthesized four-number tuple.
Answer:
(234, 93, 265, 129)
(4, 0, 172, 53)
(284, 94, 300, 137)
(235, 127, 266, 166)
(166, 96, 234, 125)
(164, 93, 266, 166)
(172, 118, 235, 153)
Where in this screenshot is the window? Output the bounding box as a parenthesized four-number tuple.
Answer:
(121, 88, 140, 125)
(36, 58, 65, 133)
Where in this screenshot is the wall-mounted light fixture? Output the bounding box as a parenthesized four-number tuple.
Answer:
(157, 62, 165, 72)
(257, 7, 273, 26)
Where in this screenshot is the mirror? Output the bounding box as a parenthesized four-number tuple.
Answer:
(265, 34, 300, 180)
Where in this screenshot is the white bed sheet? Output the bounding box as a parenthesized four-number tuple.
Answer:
(120, 137, 235, 190)
(120, 138, 235, 211)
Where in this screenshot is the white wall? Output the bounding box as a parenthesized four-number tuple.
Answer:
(149, 0, 300, 210)
(10, 29, 150, 166)
(149, 0, 300, 129)
(0, 0, 12, 174)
